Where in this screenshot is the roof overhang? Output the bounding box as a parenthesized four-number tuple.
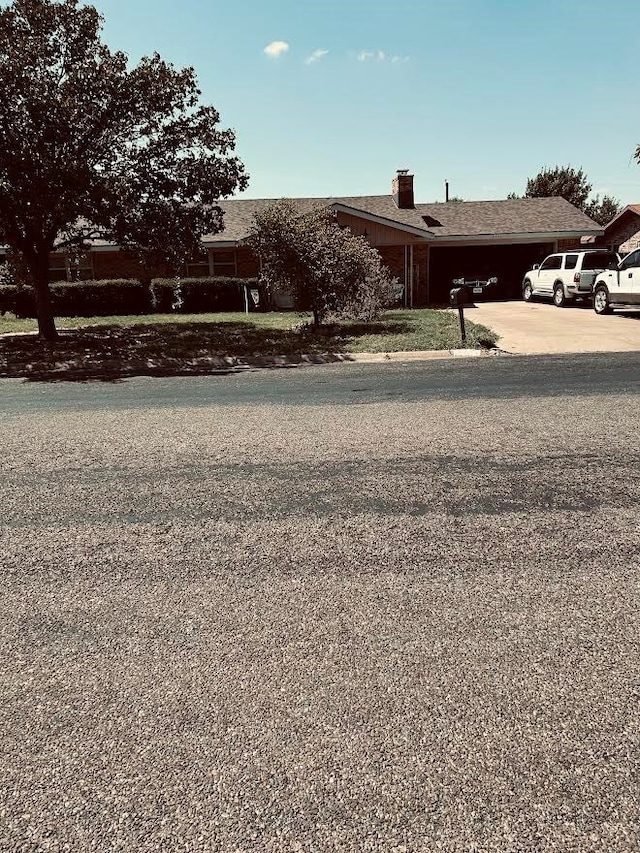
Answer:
(428, 229, 603, 246)
(330, 202, 433, 239)
(88, 243, 121, 252)
(201, 239, 241, 248)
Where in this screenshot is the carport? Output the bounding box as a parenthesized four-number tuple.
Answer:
(428, 242, 554, 303)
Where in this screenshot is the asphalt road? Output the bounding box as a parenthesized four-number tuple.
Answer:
(1, 356, 639, 852)
(2, 350, 640, 412)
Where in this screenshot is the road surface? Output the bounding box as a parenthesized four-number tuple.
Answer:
(1, 356, 639, 852)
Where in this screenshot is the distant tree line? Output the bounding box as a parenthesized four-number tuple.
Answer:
(508, 166, 621, 225)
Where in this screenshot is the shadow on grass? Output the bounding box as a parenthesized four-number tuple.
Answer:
(0, 318, 414, 382)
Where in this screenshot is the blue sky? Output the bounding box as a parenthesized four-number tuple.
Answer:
(96, 0, 640, 205)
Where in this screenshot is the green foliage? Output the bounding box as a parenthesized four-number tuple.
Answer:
(525, 166, 593, 209)
(150, 278, 259, 313)
(583, 195, 622, 227)
(0, 0, 248, 337)
(248, 200, 396, 325)
(515, 165, 621, 225)
(0, 277, 260, 317)
(1, 279, 149, 317)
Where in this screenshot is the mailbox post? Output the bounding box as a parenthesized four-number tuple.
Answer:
(449, 286, 468, 343)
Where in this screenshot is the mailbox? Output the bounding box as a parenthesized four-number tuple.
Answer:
(449, 286, 468, 308)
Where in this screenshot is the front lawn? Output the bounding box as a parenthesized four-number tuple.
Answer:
(0, 309, 498, 379)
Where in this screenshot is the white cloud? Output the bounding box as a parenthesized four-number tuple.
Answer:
(357, 49, 409, 63)
(305, 48, 329, 65)
(264, 41, 290, 59)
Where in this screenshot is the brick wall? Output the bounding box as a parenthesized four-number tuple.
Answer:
(606, 213, 640, 254)
(235, 247, 260, 278)
(92, 251, 147, 280)
(556, 238, 583, 251)
(377, 244, 429, 306)
(377, 246, 405, 281)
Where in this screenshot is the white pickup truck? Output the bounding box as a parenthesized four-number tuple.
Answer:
(593, 248, 640, 314)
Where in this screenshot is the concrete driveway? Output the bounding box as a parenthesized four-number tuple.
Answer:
(467, 299, 640, 354)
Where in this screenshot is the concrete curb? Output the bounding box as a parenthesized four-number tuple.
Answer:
(192, 348, 501, 370)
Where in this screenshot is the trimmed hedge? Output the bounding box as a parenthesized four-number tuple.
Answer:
(0, 277, 262, 318)
(54, 280, 150, 317)
(150, 277, 259, 313)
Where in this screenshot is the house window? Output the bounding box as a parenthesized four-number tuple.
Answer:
(69, 252, 93, 281)
(49, 253, 69, 282)
(49, 252, 94, 282)
(211, 250, 236, 277)
(186, 261, 211, 277)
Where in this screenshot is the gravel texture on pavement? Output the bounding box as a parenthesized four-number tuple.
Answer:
(1, 364, 639, 852)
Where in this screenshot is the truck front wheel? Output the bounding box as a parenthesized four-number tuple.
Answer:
(593, 285, 611, 315)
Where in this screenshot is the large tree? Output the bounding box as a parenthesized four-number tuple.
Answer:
(512, 165, 620, 227)
(0, 0, 247, 338)
(248, 201, 396, 326)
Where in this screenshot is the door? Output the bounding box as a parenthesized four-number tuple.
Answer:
(536, 254, 562, 294)
(620, 249, 640, 303)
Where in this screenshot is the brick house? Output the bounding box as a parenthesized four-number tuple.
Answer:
(0, 170, 603, 305)
(604, 205, 640, 255)
(200, 170, 602, 305)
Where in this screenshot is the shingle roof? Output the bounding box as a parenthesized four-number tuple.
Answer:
(201, 194, 431, 242)
(204, 194, 602, 243)
(416, 196, 602, 238)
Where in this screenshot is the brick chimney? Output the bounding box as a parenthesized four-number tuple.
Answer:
(392, 169, 414, 209)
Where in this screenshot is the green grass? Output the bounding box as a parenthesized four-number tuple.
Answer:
(0, 309, 498, 380)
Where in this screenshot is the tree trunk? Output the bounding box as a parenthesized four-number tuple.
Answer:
(31, 254, 58, 340)
(312, 307, 321, 327)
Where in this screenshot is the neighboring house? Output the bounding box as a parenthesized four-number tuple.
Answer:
(604, 205, 640, 255)
(0, 170, 603, 305)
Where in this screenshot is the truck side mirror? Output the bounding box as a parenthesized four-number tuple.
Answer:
(532, 264, 540, 270)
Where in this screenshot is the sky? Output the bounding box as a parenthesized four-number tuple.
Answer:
(95, 0, 640, 205)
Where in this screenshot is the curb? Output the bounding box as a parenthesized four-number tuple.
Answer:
(189, 348, 501, 370)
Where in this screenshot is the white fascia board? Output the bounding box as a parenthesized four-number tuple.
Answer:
(330, 203, 433, 239)
(201, 239, 241, 249)
(429, 229, 603, 246)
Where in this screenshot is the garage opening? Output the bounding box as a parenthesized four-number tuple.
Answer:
(428, 243, 554, 304)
